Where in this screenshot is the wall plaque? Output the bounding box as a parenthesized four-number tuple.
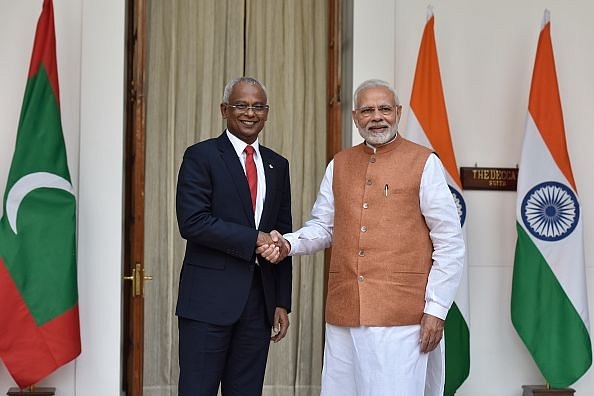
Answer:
(460, 166, 518, 191)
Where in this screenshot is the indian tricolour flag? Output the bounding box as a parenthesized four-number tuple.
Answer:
(405, 8, 470, 396)
(0, 0, 81, 388)
(511, 10, 591, 388)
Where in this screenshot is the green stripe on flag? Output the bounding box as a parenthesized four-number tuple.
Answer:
(4, 188, 76, 324)
(444, 302, 470, 395)
(511, 224, 592, 388)
(1, 64, 76, 326)
(8, 66, 71, 184)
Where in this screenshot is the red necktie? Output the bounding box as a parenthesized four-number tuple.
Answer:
(244, 145, 257, 211)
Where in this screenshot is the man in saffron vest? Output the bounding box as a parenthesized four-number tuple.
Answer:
(260, 79, 464, 395)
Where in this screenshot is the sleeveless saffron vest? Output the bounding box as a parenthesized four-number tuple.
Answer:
(327, 136, 433, 326)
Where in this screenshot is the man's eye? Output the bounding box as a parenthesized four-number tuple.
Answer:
(234, 104, 248, 110)
(360, 107, 374, 115)
(253, 105, 267, 111)
(378, 106, 394, 114)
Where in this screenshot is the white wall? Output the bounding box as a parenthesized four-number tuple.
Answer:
(353, 0, 594, 394)
(0, 1, 125, 395)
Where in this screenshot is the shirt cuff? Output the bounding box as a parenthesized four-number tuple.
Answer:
(424, 301, 449, 320)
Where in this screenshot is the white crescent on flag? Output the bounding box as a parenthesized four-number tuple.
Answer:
(5, 171, 74, 234)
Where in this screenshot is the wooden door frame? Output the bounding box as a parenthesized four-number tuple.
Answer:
(325, 0, 342, 323)
(327, 0, 342, 162)
(121, 0, 342, 393)
(123, 0, 147, 395)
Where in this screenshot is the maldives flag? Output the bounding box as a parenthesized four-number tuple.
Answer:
(0, 0, 81, 388)
(511, 10, 591, 388)
(405, 8, 470, 395)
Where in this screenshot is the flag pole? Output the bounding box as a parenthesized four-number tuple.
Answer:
(426, 4, 434, 21)
(542, 8, 550, 27)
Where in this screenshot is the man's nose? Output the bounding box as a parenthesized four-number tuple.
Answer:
(370, 109, 384, 119)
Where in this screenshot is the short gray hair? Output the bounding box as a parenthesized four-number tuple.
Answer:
(353, 79, 400, 108)
(222, 77, 268, 103)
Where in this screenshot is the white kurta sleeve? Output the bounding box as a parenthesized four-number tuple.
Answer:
(284, 160, 335, 255)
(420, 154, 465, 320)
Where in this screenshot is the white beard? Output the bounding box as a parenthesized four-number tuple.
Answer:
(358, 123, 398, 146)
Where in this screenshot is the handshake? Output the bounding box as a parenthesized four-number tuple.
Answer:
(256, 230, 290, 264)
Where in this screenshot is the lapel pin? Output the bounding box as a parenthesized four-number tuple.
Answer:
(268, 164, 274, 169)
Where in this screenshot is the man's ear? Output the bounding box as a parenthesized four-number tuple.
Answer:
(220, 103, 228, 119)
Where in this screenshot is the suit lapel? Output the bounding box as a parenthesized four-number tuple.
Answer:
(216, 133, 254, 223)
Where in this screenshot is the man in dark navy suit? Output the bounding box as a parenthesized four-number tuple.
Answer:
(175, 77, 292, 396)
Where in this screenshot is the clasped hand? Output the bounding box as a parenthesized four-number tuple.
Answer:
(256, 230, 290, 264)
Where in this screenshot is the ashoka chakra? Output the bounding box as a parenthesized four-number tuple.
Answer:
(521, 181, 579, 241)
